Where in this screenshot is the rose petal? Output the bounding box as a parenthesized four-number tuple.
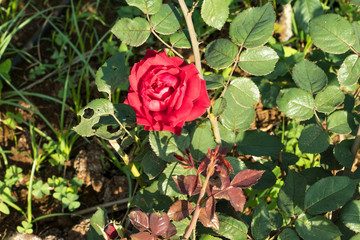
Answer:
(185, 80, 210, 121)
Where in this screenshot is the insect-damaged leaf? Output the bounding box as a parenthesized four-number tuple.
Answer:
(168, 200, 194, 222)
(129, 210, 149, 231)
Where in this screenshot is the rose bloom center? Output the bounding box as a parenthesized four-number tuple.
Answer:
(144, 73, 179, 112)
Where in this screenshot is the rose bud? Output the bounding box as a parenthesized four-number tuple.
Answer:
(104, 223, 119, 239)
(125, 49, 210, 135)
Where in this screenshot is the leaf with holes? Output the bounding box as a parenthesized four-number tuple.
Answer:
(205, 39, 239, 70)
(74, 99, 115, 137)
(111, 17, 151, 47)
(238, 46, 279, 76)
(95, 52, 128, 96)
(201, 0, 229, 30)
(229, 3, 275, 48)
(125, 0, 162, 14)
(292, 60, 327, 94)
(150, 4, 181, 35)
(309, 14, 355, 54)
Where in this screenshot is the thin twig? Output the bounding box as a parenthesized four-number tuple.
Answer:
(73, 198, 129, 216)
(145, 13, 184, 59)
(220, 45, 243, 98)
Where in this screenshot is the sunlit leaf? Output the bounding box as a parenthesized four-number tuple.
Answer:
(129, 210, 150, 231)
(292, 60, 327, 94)
(201, 0, 229, 30)
(338, 54, 360, 87)
(205, 39, 238, 70)
(294, 0, 323, 33)
(125, 0, 162, 14)
(150, 4, 181, 35)
(168, 200, 194, 222)
(150, 212, 170, 236)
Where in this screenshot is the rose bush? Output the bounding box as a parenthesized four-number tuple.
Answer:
(125, 49, 210, 135)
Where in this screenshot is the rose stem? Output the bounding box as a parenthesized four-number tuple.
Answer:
(109, 139, 146, 187)
(183, 155, 217, 239)
(178, 0, 222, 145)
(178, 0, 202, 78)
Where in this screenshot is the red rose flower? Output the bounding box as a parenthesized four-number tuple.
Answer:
(125, 50, 210, 135)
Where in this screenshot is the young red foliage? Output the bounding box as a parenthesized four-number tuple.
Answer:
(168, 200, 195, 222)
(172, 175, 201, 196)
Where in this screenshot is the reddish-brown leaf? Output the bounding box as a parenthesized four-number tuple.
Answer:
(217, 165, 231, 189)
(172, 175, 201, 196)
(129, 210, 149, 231)
(227, 187, 246, 212)
(198, 207, 219, 230)
(130, 231, 155, 240)
(231, 169, 265, 188)
(149, 212, 170, 236)
(168, 200, 195, 222)
(161, 222, 177, 239)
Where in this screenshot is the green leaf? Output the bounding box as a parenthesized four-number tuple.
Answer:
(300, 167, 332, 186)
(295, 214, 341, 240)
(292, 60, 327, 94)
(236, 130, 283, 156)
(0, 201, 10, 214)
(170, 30, 191, 49)
(327, 110, 355, 134)
(221, 90, 255, 132)
(229, 77, 260, 108)
(201, 0, 229, 30)
(294, 0, 323, 34)
(340, 200, 360, 232)
(350, 0, 360, 6)
(199, 234, 222, 240)
(298, 124, 329, 154)
(73, 99, 114, 137)
(315, 85, 345, 113)
(277, 170, 306, 217)
(125, 0, 162, 14)
(204, 74, 224, 90)
(338, 54, 360, 87)
(238, 46, 279, 76)
(278, 228, 300, 240)
(87, 207, 107, 240)
(304, 176, 358, 215)
(149, 129, 190, 162)
(95, 52, 128, 95)
(212, 97, 227, 117)
(205, 39, 238, 70)
(309, 14, 355, 54)
(334, 139, 354, 168)
(0, 59, 11, 74)
(229, 3, 275, 48)
(352, 22, 360, 53)
(150, 4, 181, 35)
(137, 148, 166, 180)
(190, 120, 217, 160)
(259, 83, 280, 108)
(214, 214, 248, 240)
(244, 162, 276, 189)
(111, 17, 150, 47)
(251, 201, 271, 240)
(276, 88, 314, 120)
(158, 162, 197, 196)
